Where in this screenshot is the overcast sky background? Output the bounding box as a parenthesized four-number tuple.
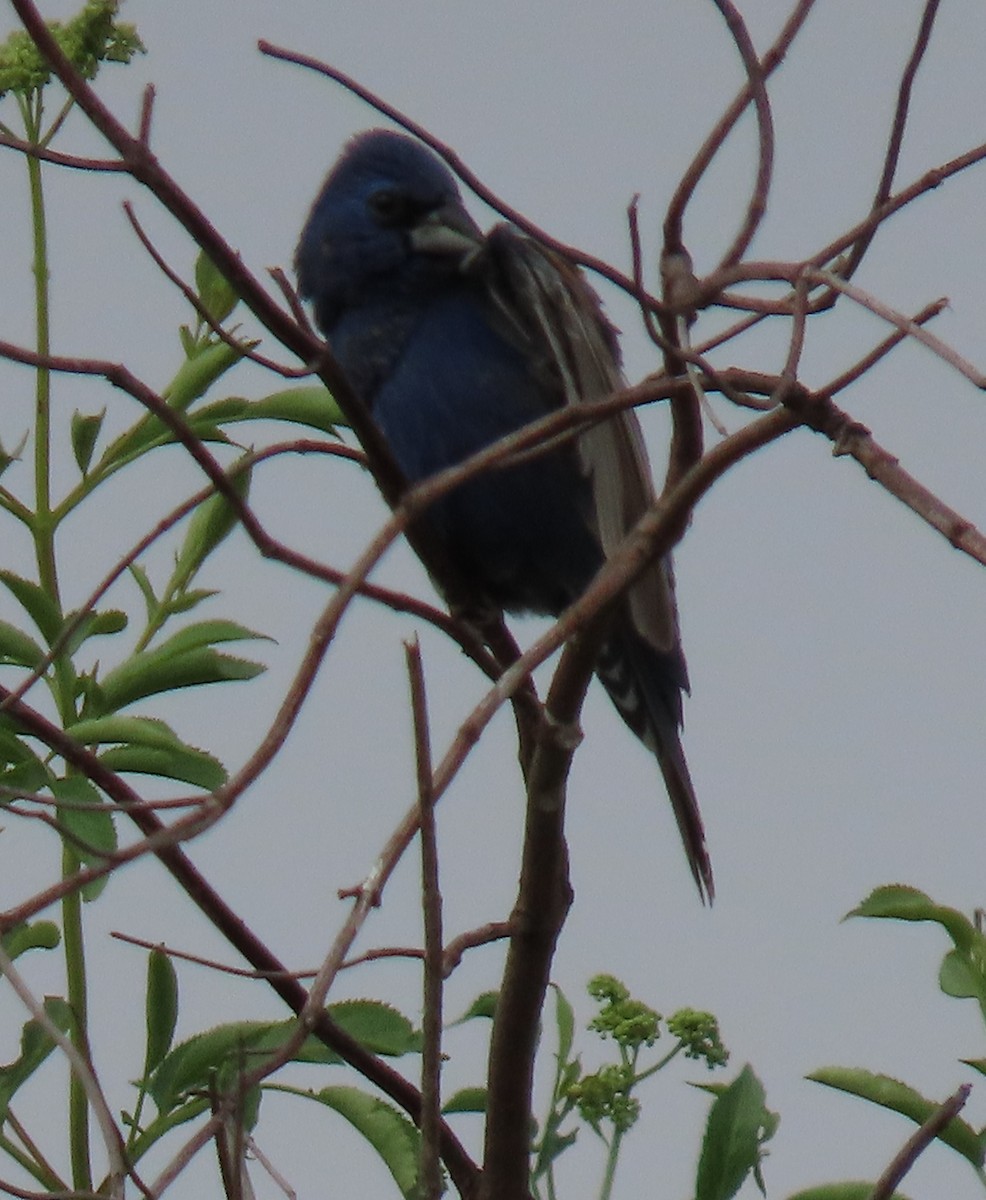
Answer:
(0, 2, 985, 1198)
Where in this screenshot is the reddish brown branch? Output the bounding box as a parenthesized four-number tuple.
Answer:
(0, 683, 480, 1196)
(843, 0, 942, 280)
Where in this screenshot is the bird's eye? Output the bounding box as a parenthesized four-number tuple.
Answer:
(368, 189, 411, 226)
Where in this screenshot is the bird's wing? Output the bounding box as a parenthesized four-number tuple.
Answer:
(478, 226, 684, 673)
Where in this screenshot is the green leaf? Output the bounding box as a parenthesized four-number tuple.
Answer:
(961, 1058, 986, 1077)
(849, 886, 986, 1017)
(551, 983, 576, 1067)
(152, 619, 271, 657)
(144, 948, 179, 1075)
(291, 1085, 421, 1200)
(51, 776, 116, 897)
(194, 385, 343, 435)
(0, 430, 27, 479)
(695, 1065, 776, 1200)
(70, 716, 225, 790)
(95, 633, 268, 715)
(99, 744, 226, 789)
(167, 588, 218, 615)
(129, 564, 158, 621)
(786, 1186, 911, 1200)
(453, 991, 498, 1024)
(0, 725, 51, 793)
(0, 998, 73, 1120)
(848, 886, 980, 953)
(1, 921, 60, 959)
(940, 949, 984, 1000)
(150, 1021, 285, 1113)
(442, 1087, 487, 1114)
(164, 339, 247, 413)
(328, 1000, 419, 1056)
(169, 462, 251, 596)
(69, 714, 186, 751)
(808, 1068, 985, 1168)
(0, 570, 62, 644)
(151, 1002, 419, 1115)
(0, 620, 44, 670)
(71, 408, 105, 475)
(61, 607, 128, 656)
(194, 252, 239, 325)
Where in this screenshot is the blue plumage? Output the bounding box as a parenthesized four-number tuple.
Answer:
(296, 129, 712, 898)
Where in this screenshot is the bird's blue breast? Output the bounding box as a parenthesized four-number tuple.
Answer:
(333, 284, 604, 614)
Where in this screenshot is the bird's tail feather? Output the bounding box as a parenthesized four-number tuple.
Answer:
(596, 628, 714, 902)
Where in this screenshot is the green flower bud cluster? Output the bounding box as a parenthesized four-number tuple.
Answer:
(587, 974, 660, 1049)
(667, 1007, 729, 1068)
(0, 0, 143, 98)
(567, 1063, 641, 1134)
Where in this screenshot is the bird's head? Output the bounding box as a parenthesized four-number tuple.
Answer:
(295, 128, 482, 332)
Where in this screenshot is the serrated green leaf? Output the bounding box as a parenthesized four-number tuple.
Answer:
(328, 1000, 420, 1056)
(152, 619, 271, 657)
(302, 1085, 421, 1200)
(69, 714, 183, 750)
(169, 462, 251, 596)
(150, 1021, 286, 1113)
(150, 1002, 419, 1116)
(0, 998, 73, 1119)
(849, 886, 986, 1019)
(1, 921, 60, 959)
(94, 646, 265, 715)
(808, 1067, 985, 1168)
(99, 744, 226, 789)
(194, 252, 239, 325)
(0, 571, 61, 644)
(441, 1086, 487, 1114)
(144, 948, 178, 1075)
(453, 991, 498, 1024)
(0, 620, 44, 670)
(194, 386, 343, 435)
(848, 886, 980, 954)
(62, 608, 128, 655)
(71, 408, 105, 476)
(695, 1065, 775, 1200)
(785, 1185, 911, 1200)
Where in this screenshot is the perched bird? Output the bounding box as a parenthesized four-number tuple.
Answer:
(296, 129, 712, 899)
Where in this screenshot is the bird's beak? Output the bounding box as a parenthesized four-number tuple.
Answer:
(410, 203, 483, 264)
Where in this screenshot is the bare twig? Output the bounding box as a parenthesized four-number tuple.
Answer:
(0, 943, 133, 1200)
(843, 0, 942, 280)
(867, 1083, 971, 1200)
(406, 640, 444, 1199)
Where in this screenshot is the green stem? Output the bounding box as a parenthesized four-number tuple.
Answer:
(598, 1125, 623, 1200)
(21, 88, 92, 1194)
(61, 853, 92, 1192)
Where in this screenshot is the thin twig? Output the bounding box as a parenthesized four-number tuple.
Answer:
(843, 0, 942, 280)
(0, 943, 132, 1200)
(406, 640, 443, 1199)
(867, 1084, 971, 1200)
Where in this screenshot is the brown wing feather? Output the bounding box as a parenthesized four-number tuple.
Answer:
(480, 227, 684, 669)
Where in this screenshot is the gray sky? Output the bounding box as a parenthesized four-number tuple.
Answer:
(1, 2, 985, 1197)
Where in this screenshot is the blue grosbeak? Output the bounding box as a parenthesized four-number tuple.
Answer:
(296, 129, 712, 899)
